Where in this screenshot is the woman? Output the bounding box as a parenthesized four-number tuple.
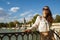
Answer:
(25, 6, 55, 40)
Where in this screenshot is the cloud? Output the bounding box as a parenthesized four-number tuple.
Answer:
(19, 10, 40, 22)
(0, 7, 9, 22)
(7, 10, 33, 23)
(26, 13, 39, 18)
(53, 13, 60, 19)
(25, 17, 33, 22)
(0, 17, 5, 21)
(23, 15, 32, 22)
(52, 13, 58, 19)
(20, 10, 33, 17)
(27, 14, 33, 17)
(10, 7, 20, 12)
(0, 7, 20, 23)
(0, 7, 3, 10)
(17, 18, 24, 23)
(19, 10, 33, 22)
(33, 13, 39, 16)
(0, 17, 5, 22)
(53, 14, 57, 18)
(7, 2, 10, 5)
(0, 8, 40, 23)
(0, 8, 8, 17)
(24, 13, 40, 22)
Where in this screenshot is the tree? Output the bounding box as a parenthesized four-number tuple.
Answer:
(9, 22, 15, 27)
(0, 23, 9, 28)
(32, 14, 40, 23)
(14, 20, 20, 25)
(14, 20, 20, 27)
(27, 14, 40, 24)
(0, 23, 5, 28)
(54, 15, 60, 23)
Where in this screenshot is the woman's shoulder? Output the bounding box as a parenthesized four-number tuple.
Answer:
(37, 16, 42, 19)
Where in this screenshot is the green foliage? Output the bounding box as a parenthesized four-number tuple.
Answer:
(32, 14, 40, 23)
(9, 22, 15, 27)
(8, 20, 20, 27)
(53, 15, 60, 23)
(27, 14, 40, 24)
(0, 23, 9, 28)
(14, 20, 20, 25)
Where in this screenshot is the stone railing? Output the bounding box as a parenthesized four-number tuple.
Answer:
(0, 31, 40, 40)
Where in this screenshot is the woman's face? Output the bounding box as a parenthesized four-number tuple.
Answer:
(42, 7, 49, 17)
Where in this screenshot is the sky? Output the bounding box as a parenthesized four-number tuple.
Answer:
(0, 0, 60, 23)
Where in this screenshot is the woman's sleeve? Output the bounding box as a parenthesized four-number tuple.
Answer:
(47, 22, 50, 31)
(28, 16, 40, 30)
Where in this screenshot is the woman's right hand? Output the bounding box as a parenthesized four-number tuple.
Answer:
(24, 29, 31, 32)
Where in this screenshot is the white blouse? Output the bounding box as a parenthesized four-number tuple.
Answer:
(28, 16, 50, 32)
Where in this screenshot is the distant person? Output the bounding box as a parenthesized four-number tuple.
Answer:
(25, 6, 55, 40)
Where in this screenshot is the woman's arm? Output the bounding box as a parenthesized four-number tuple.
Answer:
(28, 16, 40, 30)
(25, 16, 40, 32)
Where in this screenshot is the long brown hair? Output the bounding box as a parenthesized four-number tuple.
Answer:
(43, 6, 53, 23)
